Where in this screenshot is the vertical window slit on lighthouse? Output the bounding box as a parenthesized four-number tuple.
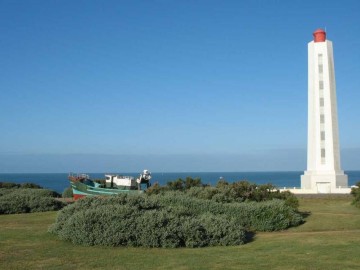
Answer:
(320, 114, 325, 124)
(319, 64, 323, 73)
(318, 54, 323, 64)
(321, 131, 325, 141)
(321, 148, 326, 164)
(319, 81, 324, 89)
(320, 98, 324, 107)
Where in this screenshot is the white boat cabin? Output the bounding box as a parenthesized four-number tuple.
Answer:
(105, 170, 152, 189)
(105, 175, 137, 188)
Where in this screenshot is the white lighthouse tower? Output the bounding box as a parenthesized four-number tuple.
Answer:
(301, 29, 348, 193)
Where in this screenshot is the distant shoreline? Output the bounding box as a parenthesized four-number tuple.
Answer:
(1, 171, 359, 193)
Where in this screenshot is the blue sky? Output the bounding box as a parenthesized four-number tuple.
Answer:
(1, 0, 359, 172)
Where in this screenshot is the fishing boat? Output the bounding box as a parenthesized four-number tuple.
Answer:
(68, 170, 152, 200)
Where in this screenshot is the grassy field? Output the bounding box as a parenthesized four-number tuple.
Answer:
(1, 195, 359, 270)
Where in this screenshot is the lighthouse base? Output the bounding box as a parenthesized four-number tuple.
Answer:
(300, 171, 348, 193)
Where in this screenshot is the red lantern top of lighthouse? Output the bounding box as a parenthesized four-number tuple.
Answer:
(313, 29, 326, 42)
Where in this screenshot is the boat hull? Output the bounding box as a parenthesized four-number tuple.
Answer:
(70, 179, 143, 200)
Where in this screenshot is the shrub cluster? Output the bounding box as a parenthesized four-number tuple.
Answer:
(62, 186, 73, 198)
(351, 182, 360, 208)
(0, 182, 43, 189)
(146, 177, 204, 194)
(166, 177, 205, 191)
(49, 194, 246, 248)
(0, 187, 64, 214)
(147, 178, 299, 210)
(154, 192, 303, 231)
(49, 192, 303, 248)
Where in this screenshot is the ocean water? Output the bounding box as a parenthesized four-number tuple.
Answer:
(0, 171, 359, 193)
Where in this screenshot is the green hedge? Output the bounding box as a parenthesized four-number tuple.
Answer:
(147, 179, 299, 210)
(0, 188, 65, 214)
(0, 182, 43, 189)
(351, 182, 360, 208)
(62, 186, 73, 198)
(154, 192, 303, 231)
(49, 193, 303, 247)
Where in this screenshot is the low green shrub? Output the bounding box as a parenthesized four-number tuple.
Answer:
(166, 177, 204, 191)
(49, 194, 248, 247)
(0, 189, 14, 197)
(62, 186, 73, 198)
(145, 182, 163, 195)
(0, 182, 43, 189)
(146, 177, 205, 194)
(351, 182, 360, 208)
(154, 192, 303, 231)
(147, 179, 299, 210)
(0, 188, 64, 214)
(20, 182, 43, 189)
(0, 182, 21, 189)
(49, 192, 303, 247)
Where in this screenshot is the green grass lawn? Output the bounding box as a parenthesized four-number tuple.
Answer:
(1, 195, 359, 270)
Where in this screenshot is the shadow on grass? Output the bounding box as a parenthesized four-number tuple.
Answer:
(245, 231, 256, 244)
(300, 211, 311, 219)
(296, 210, 311, 226)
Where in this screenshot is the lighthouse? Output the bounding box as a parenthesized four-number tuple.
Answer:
(300, 29, 348, 193)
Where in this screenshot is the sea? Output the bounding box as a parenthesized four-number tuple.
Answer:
(0, 171, 359, 193)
